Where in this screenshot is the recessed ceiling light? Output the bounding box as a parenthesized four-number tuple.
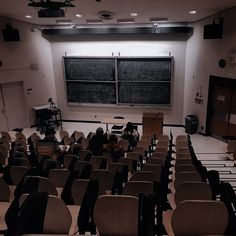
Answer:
(75, 14, 83, 17)
(25, 15, 32, 18)
(130, 13, 138, 17)
(189, 10, 197, 14)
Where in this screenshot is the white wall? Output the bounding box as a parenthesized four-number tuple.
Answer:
(50, 35, 187, 124)
(0, 17, 56, 125)
(184, 7, 236, 133)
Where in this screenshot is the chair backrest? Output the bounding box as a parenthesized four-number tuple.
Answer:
(123, 181, 153, 197)
(10, 166, 29, 185)
(91, 169, 114, 195)
(63, 136, 74, 146)
(175, 181, 212, 206)
(120, 157, 136, 173)
(136, 140, 150, 149)
(133, 146, 146, 156)
(175, 164, 196, 173)
(172, 200, 228, 236)
(11, 158, 31, 168)
(59, 130, 69, 141)
(157, 140, 169, 149)
(79, 149, 92, 161)
(126, 152, 140, 161)
(74, 161, 92, 179)
(227, 140, 236, 153)
(63, 154, 78, 169)
(174, 171, 202, 190)
(147, 157, 163, 166)
(23, 176, 58, 196)
(131, 171, 157, 182)
(94, 195, 139, 236)
(175, 158, 192, 167)
(48, 169, 70, 187)
(81, 138, 90, 150)
(44, 195, 72, 234)
(71, 179, 89, 205)
(118, 139, 130, 152)
(0, 177, 10, 201)
(90, 156, 107, 169)
(73, 131, 85, 142)
(37, 144, 57, 158)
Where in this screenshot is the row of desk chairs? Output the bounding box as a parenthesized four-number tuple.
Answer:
(163, 134, 230, 236)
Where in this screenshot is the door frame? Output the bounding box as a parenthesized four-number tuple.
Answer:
(206, 75, 236, 136)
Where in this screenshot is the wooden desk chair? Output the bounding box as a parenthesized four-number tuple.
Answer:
(48, 169, 70, 188)
(94, 195, 139, 236)
(6, 193, 71, 235)
(10, 166, 29, 185)
(72, 131, 85, 142)
(90, 156, 107, 170)
(74, 161, 92, 179)
(78, 149, 92, 161)
(168, 181, 212, 209)
(118, 139, 130, 152)
(90, 169, 114, 195)
(123, 181, 153, 197)
(164, 200, 228, 236)
(71, 179, 89, 205)
(59, 130, 69, 142)
(63, 154, 78, 169)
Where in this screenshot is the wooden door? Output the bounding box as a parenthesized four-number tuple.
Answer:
(228, 88, 236, 137)
(0, 82, 28, 130)
(210, 85, 231, 138)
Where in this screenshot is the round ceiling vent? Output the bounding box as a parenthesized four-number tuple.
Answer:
(98, 11, 113, 20)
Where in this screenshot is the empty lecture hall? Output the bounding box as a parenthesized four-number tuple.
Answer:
(1, 0, 236, 235)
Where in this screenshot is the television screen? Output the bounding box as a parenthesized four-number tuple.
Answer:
(2, 28, 20, 41)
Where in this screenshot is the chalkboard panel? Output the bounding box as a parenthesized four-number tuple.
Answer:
(64, 58, 115, 81)
(118, 58, 171, 81)
(67, 82, 116, 104)
(64, 57, 173, 105)
(118, 82, 170, 104)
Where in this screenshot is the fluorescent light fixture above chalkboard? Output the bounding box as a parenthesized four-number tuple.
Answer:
(117, 18, 135, 23)
(150, 17, 168, 22)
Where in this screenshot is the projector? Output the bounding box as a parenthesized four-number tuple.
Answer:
(38, 9, 65, 18)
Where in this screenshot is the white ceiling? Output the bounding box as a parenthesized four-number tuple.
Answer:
(0, 0, 236, 26)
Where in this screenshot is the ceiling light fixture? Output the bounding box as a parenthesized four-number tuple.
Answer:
(130, 13, 138, 17)
(25, 15, 32, 18)
(117, 18, 135, 23)
(189, 10, 197, 14)
(75, 14, 83, 17)
(150, 17, 168, 22)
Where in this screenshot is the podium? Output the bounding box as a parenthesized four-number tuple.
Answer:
(142, 112, 164, 138)
(33, 104, 62, 133)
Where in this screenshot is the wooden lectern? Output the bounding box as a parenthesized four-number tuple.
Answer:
(142, 112, 164, 138)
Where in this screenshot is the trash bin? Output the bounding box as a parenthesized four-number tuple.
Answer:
(185, 115, 198, 134)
